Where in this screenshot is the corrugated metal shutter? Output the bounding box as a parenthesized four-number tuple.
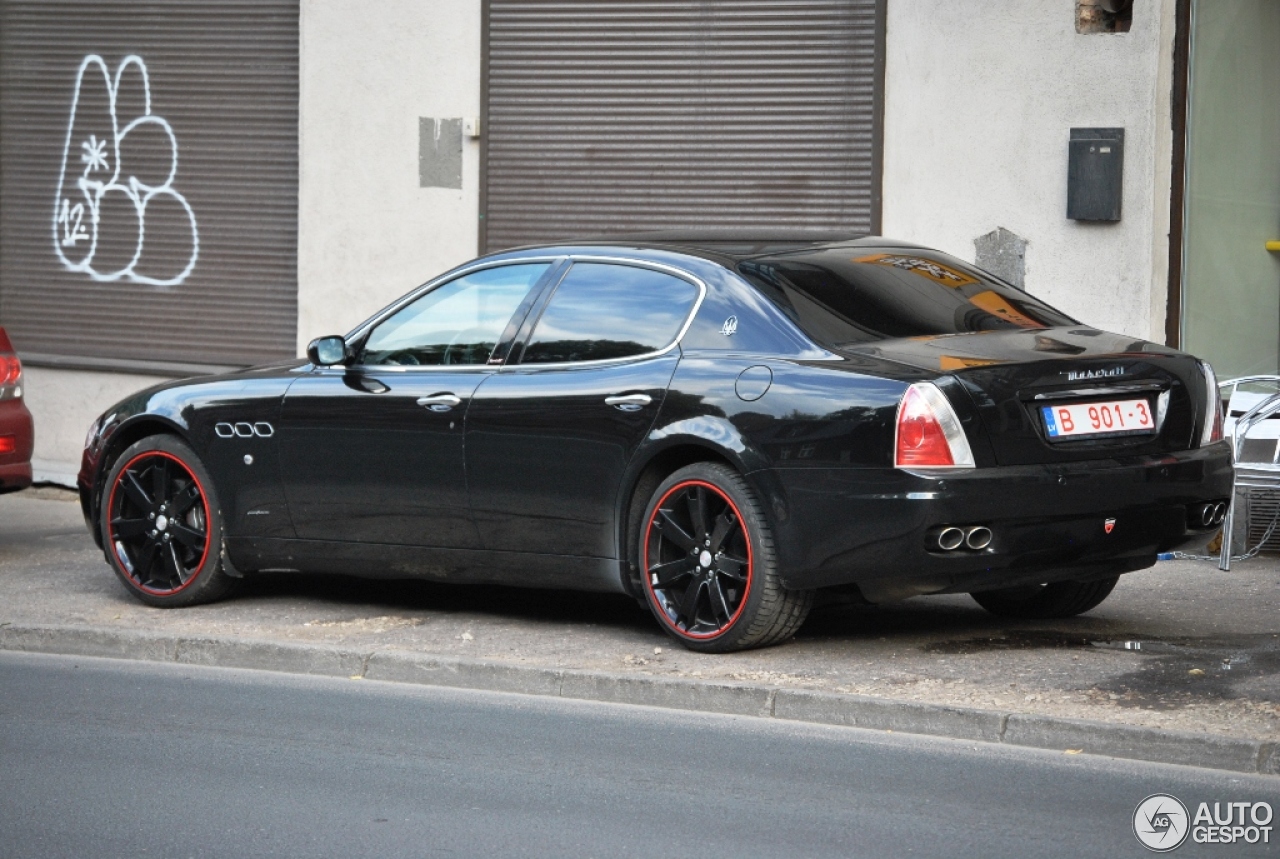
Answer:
(0, 0, 298, 367)
(483, 0, 882, 253)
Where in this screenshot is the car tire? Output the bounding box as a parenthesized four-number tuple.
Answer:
(968, 575, 1120, 619)
(100, 435, 238, 608)
(639, 462, 812, 653)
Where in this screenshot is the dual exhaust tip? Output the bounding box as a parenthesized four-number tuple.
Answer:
(937, 525, 992, 552)
(1197, 501, 1228, 528)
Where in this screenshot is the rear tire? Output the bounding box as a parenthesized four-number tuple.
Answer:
(969, 575, 1119, 619)
(100, 435, 238, 607)
(639, 462, 812, 652)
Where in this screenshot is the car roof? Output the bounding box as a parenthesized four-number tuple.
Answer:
(494, 232, 928, 267)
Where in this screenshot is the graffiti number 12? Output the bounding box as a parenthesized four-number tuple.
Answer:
(58, 197, 89, 247)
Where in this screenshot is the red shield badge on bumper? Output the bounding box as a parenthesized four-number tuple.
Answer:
(1104, 518, 1116, 534)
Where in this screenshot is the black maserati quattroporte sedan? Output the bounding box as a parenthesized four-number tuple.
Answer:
(80, 235, 1233, 652)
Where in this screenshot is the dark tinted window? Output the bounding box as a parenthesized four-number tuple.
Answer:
(521, 263, 698, 364)
(360, 264, 548, 366)
(739, 249, 1076, 347)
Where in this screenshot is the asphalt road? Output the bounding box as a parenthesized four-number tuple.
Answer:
(1, 652, 1276, 859)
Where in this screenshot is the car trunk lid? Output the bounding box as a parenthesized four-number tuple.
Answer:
(841, 328, 1206, 466)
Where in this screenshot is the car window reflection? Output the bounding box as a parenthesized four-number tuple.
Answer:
(521, 263, 698, 364)
(360, 264, 549, 366)
(739, 250, 1076, 349)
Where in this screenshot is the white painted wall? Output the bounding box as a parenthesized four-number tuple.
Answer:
(297, 0, 482, 353)
(21, 367, 170, 485)
(881, 0, 1177, 342)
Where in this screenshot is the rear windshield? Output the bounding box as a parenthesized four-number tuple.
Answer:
(738, 248, 1076, 347)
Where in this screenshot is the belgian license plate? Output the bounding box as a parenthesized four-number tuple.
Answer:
(1041, 398, 1155, 439)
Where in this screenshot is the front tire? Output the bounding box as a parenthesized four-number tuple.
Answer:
(100, 435, 237, 607)
(969, 576, 1119, 619)
(639, 463, 812, 653)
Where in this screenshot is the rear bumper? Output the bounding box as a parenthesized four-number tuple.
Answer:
(0, 399, 34, 494)
(0, 461, 32, 494)
(767, 441, 1234, 597)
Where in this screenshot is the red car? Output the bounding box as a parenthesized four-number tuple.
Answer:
(0, 328, 33, 493)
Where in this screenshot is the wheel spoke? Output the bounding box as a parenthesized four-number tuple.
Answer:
(717, 555, 747, 582)
(708, 578, 733, 625)
(169, 541, 192, 585)
(656, 508, 697, 551)
(170, 484, 202, 517)
(168, 522, 205, 552)
(111, 517, 149, 539)
(649, 555, 696, 588)
(120, 470, 154, 511)
(678, 578, 705, 628)
(135, 539, 161, 584)
(687, 486, 709, 538)
(709, 511, 737, 553)
(160, 540, 184, 586)
(151, 458, 171, 505)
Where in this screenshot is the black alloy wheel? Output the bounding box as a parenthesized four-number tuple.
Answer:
(640, 462, 812, 653)
(102, 435, 236, 607)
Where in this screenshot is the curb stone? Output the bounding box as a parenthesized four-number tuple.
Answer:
(773, 688, 1006, 743)
(1, 623, 1275, 776)
(176, 637, 368, 678)
(1001, 713, 1265, 774)
(366, 651, 564, 697)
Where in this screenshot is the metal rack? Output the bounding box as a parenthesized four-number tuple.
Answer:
(1218, 375, 1280, 570)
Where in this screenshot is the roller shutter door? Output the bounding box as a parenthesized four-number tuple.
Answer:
(483, 0, 883, 252)
(0, 0, 298, 367)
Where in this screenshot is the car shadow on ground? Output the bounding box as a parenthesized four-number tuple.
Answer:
(239, 571, 659, 633)
(235, 569, 1107, 648)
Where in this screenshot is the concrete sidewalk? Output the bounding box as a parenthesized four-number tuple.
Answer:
(3, 488, 1278, 774)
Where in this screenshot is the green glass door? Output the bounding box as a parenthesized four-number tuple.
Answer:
(1182, 0, 1280, 378)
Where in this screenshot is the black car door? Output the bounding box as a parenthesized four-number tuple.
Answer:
(466, 260, 702, 558)
(279, 261, 554, 547)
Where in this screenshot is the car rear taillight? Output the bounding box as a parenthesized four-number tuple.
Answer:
(1199, 361, 1223, 446)
(0, 435, 14, 454)
(895, 382, 975, 469)
(0, 352, 21, 401)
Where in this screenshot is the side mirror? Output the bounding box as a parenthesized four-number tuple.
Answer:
(307, 335, 349, 367)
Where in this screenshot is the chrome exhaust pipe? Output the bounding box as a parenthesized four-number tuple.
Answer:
(1201, 504, 1216, 527)
(965, 526, 993, 550)
(937, 527, 965, 551)
(1213, 501, 1227, 526)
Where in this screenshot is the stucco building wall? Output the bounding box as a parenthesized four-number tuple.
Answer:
(296, 0, 483, 353)
(880, 0, 1177, 342)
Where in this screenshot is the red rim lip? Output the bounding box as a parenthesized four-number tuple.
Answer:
(106, 449, 212, 596)
(643, 478, 753, 641)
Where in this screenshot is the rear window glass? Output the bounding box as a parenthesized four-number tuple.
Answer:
(520, 263, 699, 364)
(738, 249, 1076, 347)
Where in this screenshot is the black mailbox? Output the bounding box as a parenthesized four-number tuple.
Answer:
(1067, 127, 1124, 221)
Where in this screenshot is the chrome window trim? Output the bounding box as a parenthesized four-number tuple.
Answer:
(310, 363, 497, 375)
(503, 254, 707, 372)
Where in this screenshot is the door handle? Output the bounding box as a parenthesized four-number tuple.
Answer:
(416, 393, 462, 412)
(605, 393, 652, 411)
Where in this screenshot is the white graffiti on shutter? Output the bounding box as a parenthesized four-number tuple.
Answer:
(52, 54, 199, 287)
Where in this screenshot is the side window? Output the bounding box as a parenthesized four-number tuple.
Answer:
(520, 263, 699, 364)
(359, 264, 549, 366)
